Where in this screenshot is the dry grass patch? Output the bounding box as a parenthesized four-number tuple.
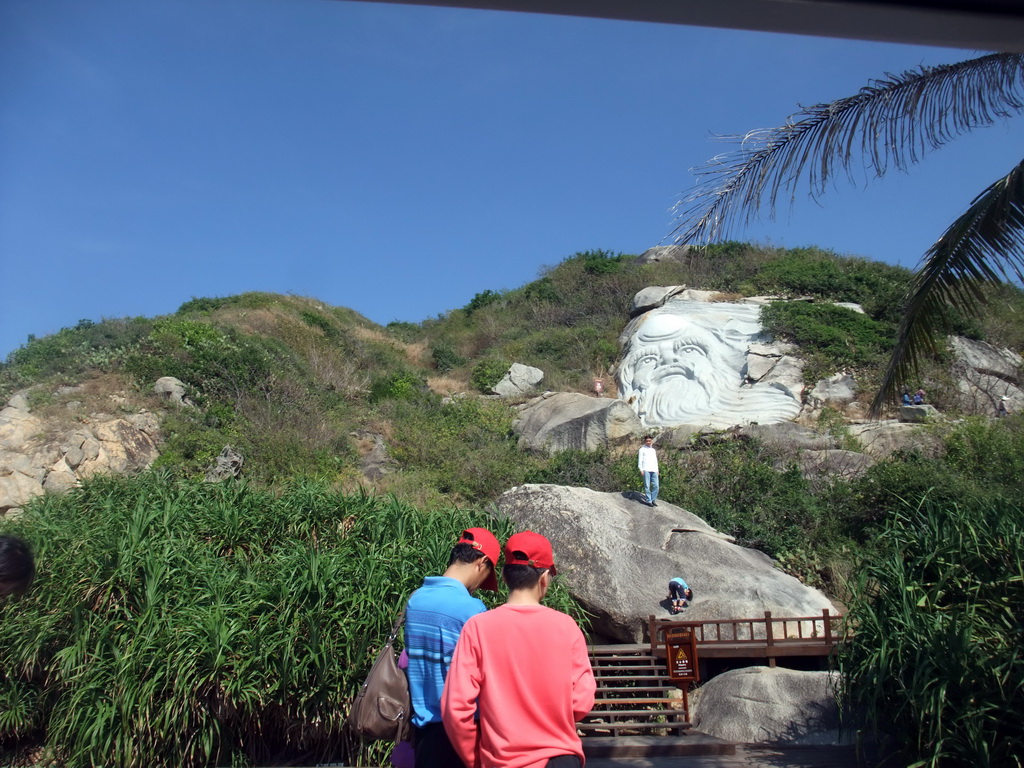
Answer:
(427, 375, 470, 396)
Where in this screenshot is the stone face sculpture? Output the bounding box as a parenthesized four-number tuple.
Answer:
(616, 299, 802, 428)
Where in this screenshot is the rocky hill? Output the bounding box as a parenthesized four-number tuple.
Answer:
(3, 242, 1024, 594)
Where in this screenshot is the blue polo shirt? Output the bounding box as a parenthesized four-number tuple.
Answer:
(404, 576, 487, 727)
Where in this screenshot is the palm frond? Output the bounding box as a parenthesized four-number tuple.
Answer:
(871, 157, 1024, 414)
(673, 53, 1024, 245)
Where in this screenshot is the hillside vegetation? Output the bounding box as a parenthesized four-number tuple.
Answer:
(3, 243, 1024, 573)
(3, 243, 1024, 766)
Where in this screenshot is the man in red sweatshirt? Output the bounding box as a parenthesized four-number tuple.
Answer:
(441, 531, 596, 768)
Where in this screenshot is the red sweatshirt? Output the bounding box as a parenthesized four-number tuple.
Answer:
(441, 603, 596, 768)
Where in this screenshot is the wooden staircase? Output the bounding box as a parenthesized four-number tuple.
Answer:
(580, 644, 735, 758)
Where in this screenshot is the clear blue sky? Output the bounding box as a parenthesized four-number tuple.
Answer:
(2, 0, 1021, 359)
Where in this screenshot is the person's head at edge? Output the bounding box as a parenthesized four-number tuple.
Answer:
(502, 530, 557, 600)
(0, 535, 35, 597)
(446, 527, 500, 593)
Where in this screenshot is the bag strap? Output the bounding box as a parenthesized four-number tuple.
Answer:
(383, 607, 405, 648)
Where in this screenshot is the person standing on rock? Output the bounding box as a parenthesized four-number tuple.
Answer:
(442, 531, 596, 768)
(638, 435, 660, 507)
(998, 396, 1010, 418)
(404, 528, 500, 768)
(0, 535, 35, 597)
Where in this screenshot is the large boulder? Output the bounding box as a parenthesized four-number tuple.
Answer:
(898, 404, 940, 423)
(948, 336, 1024, 415)
(807, 374, 859, 408)
(691, 667, 846, 745)
(496, 484, 837, 642)
(513, 393, 643, 454)
(492, 363, 544, 398)
(847, 420, 945, 459)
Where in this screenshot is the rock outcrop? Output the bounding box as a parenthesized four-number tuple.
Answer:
(513, 393, 643, 454)
(0, 390, 162, 515)
(691, 667, 846, 745)
(948, 335, 1024, 416)
(495, 484, 837, 642)
(492, 363, 544, 398)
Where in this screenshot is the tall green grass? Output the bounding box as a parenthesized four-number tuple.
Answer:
(0, 474, 579, 767)
(839, 497, 1024, 767)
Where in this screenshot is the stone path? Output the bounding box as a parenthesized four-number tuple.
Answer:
(587, 744, 868, 768)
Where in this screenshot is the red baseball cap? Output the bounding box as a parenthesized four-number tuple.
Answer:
(504, 530, 557, 575)
(457, 528, 500, 592)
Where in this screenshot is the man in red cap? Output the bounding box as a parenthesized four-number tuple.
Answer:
(442, 531, 596, 768)
(404, 527, 500, 768)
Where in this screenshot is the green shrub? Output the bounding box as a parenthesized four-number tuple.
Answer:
(840, 497, 1024, 766)
(0, 475, 583, 768)
(430, 340, 466, 373)
(369, 371, 427, 403)
(299, 310, 336, 338)
(760, 301, 894, 381)
(576, 249, 626, 275)
(471, 359, 509, 393)
(465, 289, 502, 315)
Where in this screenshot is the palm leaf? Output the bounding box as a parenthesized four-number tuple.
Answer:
(871, 157, 1024, 413)
(672, 53, 1024, 245)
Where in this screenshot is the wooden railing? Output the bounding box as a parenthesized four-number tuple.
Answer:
(648, 609, 845, 666)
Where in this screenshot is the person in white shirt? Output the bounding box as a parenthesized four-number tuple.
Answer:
(638, 435, 660, 507)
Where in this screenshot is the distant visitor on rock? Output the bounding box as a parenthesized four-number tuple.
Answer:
(668, 577, 692, 614)
(0, 535, 35, 597)
(914, 387, 926, 405)
(592, 377, 604, 397)
(638, 435, 660, 507)
(998, 396, 1010, 418)
(902, 390, 912, 405)
(617, 300, 801, 428)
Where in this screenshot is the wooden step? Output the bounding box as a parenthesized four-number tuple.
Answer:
(584, 708, 689, 719)
(578, 722, 690, 734)
(582, 733, 736, 758)
(592, 699, 682, 709)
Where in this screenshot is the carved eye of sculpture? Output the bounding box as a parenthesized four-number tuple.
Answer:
(673, 340, 707, 357)
(635, 354, 659, 369)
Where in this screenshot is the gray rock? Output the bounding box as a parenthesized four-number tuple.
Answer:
(492, 363, 544, 398)
(153, 376, 193, 407)
(739, 422, 837, 452)
(204, 446, 244, 483)
(43, 457, 79, 494)
(496, 484, 837, 642)
(899, 404, 940, 423)
(356, 432, 393, 481)
(691, 667, 846, 745)
(629, 285, 687, 317)
(808, 374, 859, 408)
(7, 392, 30, 411)
(634, 245, 691, 265)
(848, 420, 944, 459)
(947, 336, 1024, 415)
(513, 393, 643, 454)
(0, 469, 43, 515)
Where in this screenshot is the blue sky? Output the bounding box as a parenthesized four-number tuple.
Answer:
(2, 0, 1021, 359)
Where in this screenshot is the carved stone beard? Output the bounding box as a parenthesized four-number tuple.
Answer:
(638, 361, 740, 426)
